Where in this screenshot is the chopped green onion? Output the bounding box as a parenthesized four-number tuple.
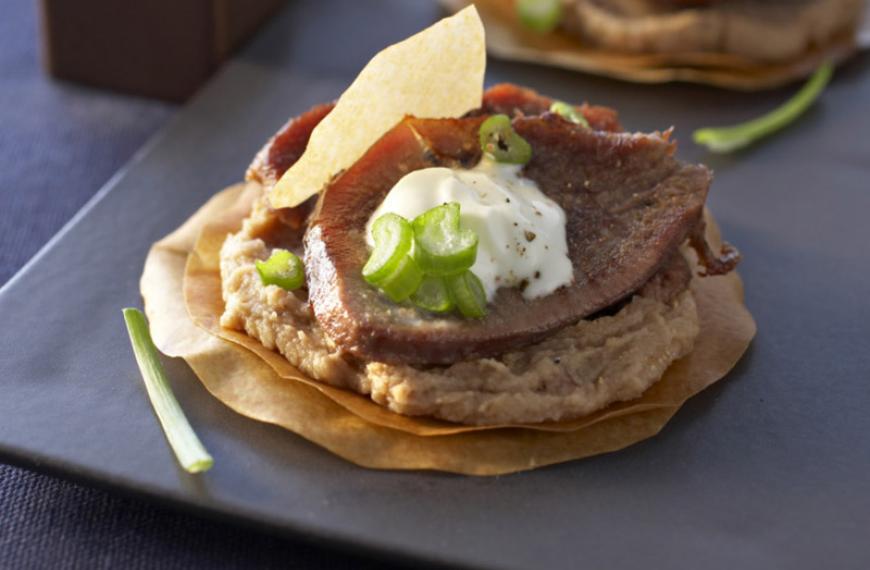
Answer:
(363, 213, 423, 301)
(517, 0, 562, 33)
(550, 101, 590, 128)
(693, 62, 833, 153)
(412, 202, 478, 277)
(479, 114, 533, 165)
(122, 308, 213, 474)
(445, 270, 487, 318)
(362, 213, 414, 284)
(256, 249, 305, 290)
(362, 206, 483, 315)
(376, 253, 423, 302)
(411, 276, 454, 313)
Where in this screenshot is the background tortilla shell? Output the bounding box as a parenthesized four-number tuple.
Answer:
(141, 183, 756, 475)
(441, 0, 859, 90)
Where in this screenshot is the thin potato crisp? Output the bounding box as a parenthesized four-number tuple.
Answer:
(269, 6, 486, 208)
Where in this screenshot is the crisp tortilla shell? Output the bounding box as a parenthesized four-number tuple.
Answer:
(141, 182, 755, 475)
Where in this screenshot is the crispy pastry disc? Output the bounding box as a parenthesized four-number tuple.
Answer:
(442, 0, 858, 90)
(141, 182, 755, 475)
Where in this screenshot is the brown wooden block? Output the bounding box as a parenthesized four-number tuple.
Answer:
(39, 0, 286, 101)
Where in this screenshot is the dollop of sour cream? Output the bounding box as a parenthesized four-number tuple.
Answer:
(366, 159, 573, 301)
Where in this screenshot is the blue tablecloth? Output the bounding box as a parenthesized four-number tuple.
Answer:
(0, 2, 401, 567)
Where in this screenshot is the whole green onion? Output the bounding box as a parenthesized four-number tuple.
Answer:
(256, 249, 305, 290)
(479, 114, 533, 165)
(412, 202, 478, 277)
(693, 62, 833, 153)
(122, 308, 213, 474)
(550, 101, 590, 128)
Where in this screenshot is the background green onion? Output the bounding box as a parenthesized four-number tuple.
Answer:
(517, 0, 562, 33)
(122, 308, 213, 474)
(693, 62, 833, 153)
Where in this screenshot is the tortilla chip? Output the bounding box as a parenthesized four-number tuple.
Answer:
(270, 6, 486, 209)
(442, 0, 857, 90)
(140, 182, 755, 475)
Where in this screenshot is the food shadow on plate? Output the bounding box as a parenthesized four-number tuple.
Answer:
(160, 353, 374, 481)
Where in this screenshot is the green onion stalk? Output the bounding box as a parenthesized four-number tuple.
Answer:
(693, 62, 833, 153)
(123, 308, 213, 474)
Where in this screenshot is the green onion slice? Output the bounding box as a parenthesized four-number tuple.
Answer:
(256, 249, 305, 290)
(517, 0, 562, 33)
(363, 213, 414, 284)
(122, 308, 213, 474)
(411, 276, 454, 313)
(446, 270, 487, 318)
(693, 62, 833, 153)
(412, 202, 478, 277)
(550, 101, 590, 128)
(377, 253, 424, 302)
(479, 114, 533, 165)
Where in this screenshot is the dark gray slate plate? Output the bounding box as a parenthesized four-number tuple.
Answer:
(2, 1, 869, 568)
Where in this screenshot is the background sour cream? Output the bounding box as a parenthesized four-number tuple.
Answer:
(366, 159, 573, 301)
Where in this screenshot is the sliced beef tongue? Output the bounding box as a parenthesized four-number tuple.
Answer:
(304, 112, 734, 366)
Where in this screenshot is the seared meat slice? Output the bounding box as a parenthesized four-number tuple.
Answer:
(304, 112, 735, 365)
